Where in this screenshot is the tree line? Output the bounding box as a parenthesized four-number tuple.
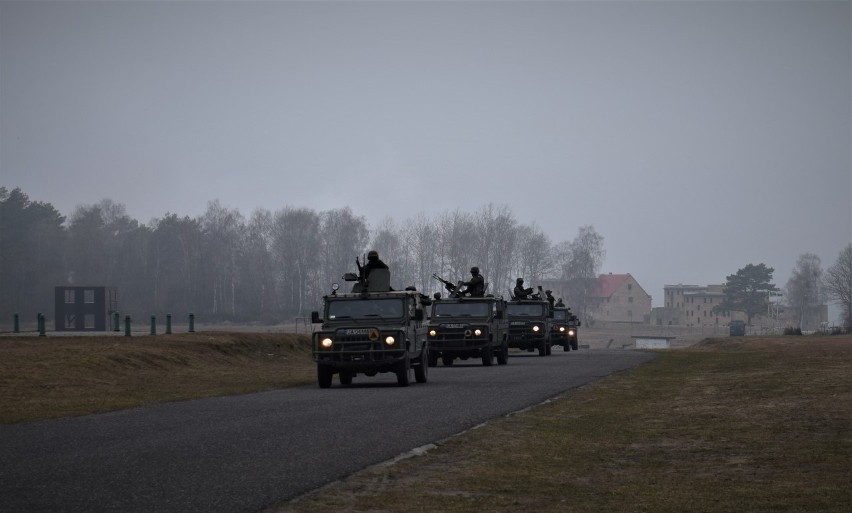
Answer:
(0, 187, 605, 326)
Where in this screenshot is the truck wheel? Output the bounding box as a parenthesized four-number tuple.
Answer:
(481, 345, 493, 366)
(414, 348, 428, 383)
(339, 370, 353, 385)
(572, 340, 579, 351)
(496, 341, 508, 365)
(441, 355, 454, 366)
(538, 339, 547, 356)
(563, 342, 570, 352)
(317, 365, 333, 388)
(396, 357, 411, 387)
(546, 341, 552, 356)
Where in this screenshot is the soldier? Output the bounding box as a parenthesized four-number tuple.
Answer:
(545, 289, 555, 308)
(357, 250, 388, 278)
(555, 298, 565, 307)
(514, 278, 533, 299)
(460, 266, 485, 297)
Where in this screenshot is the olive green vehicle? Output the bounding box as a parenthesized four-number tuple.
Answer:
(551, 306, 580, 351)
(426, 289, 509, 367)
(310, 269, 429, 388)
(506, 290, 553, 356)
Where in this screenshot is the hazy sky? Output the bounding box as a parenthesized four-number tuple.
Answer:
(2, 0, 850, 312)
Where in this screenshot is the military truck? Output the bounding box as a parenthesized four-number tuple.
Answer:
(551, 306, 581, 351)
(506, 289, 552, 356)
(310, 268, 429, 388)
(427, 285, 509, 367)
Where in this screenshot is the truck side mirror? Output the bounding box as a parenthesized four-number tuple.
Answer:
(311, 311, 321, 324)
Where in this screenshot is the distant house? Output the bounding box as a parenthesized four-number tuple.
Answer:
(587, 273, 652, 323)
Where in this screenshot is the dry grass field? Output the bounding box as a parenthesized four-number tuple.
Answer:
(0, 332, 315, 424)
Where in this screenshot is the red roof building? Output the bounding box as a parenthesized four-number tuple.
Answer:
(588, 273, 652, 323)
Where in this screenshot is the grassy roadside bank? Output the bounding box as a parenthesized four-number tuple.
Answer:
(274, 336, 852, 513)
(0, 332, 315, 424)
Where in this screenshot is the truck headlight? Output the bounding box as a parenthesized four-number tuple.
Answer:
(428, 329, 437, 337)
(474, 328, 482, 336)
(532, 325, 540, 332)
(568, 329, 575, 336)
(320, 337, 333, 349)
(559, 326, 566, 332)
(385, 336, 396, 346)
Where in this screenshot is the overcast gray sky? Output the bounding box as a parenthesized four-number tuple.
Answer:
(2, 0, 850, 313)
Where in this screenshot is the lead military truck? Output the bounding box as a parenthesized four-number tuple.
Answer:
(310, 268, 429, 388)
(427, 275, 509, 366)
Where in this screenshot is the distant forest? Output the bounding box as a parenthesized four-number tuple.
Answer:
(0, 187, 605, 325)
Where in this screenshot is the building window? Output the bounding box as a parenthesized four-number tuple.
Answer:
(628, 283, 632, 291)
(84, 289, 95, 303)
(65, 290, 75, 304)
(84, 314, 95, 329)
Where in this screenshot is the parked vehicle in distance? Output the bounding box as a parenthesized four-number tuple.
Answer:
(729, 320, 746, 337)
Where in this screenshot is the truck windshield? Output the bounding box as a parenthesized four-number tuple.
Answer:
(507, 304, 544, 316)
(327, 298, 404, 319)
(433, 302, 490, 318)
(552, 309, 567, 320)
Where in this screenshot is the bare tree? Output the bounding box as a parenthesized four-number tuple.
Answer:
(514, 223, 554, 288)
(560, 225, 606, 320)
(405, 213, 439, 295)
(785, 253, 824, 330)
(200, 200, 245, 318)
(825, 244, 852, 329)
(319, 207, 369, 293)
(438, 209, 478, 281)
(369, 217, 412, 289)
(474, 204, 517, 297)
(271, 207, 321, 317)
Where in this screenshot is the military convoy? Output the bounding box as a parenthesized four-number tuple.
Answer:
(426, 275, 509, 366)
(311, 262, 583, 387)
(310, 268, 429, 388)
(551, 306, 580, 351)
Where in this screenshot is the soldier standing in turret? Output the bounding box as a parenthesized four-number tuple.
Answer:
(357, 250, 388, 278)
(460, 266, 485, 297)
(514, 278, 533, 299)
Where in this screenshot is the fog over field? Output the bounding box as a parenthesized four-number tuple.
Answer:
(1, 1, 850, 315)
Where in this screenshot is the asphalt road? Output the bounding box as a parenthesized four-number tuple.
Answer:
(0, 349, 655, 513)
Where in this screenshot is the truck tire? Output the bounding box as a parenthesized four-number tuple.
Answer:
(496, 341, 508, 365)
(414, 348, 428, 383)
(441, 354, 454, 366)
(339, 370, 353, 385)
(481, 345, 493, 366)
(317, 365, 333, 388)
(538, 339, 547, 356)
(396, 357, 411, 387)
